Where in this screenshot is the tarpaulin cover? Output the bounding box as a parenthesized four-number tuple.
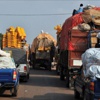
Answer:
(60, 7, 100, 51)
(31, 33, 56, 53)
(60, 13, 83, 50)
(82, 48, 100, 79)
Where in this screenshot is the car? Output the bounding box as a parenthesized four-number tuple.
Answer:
(17, 63, 30, 82)
(74, 65, 100, 100)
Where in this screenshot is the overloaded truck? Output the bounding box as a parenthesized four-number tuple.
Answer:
(2, 26, 30, 82)
(31, 31, 56, 70)
(56, 5, 100, 88)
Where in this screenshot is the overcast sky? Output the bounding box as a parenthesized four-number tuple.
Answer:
(0, 0, 99, 45)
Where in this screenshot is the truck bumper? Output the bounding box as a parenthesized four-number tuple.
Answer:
(0, 83, 15, 88)
(19, 72, 28, 80)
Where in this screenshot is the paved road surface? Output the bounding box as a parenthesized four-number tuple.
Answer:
(0, 67, 75, 100)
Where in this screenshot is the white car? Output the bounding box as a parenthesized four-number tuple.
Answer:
(17, 63, 30, 82)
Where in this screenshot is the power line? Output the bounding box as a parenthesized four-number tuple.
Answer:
(0, 13, 71, 16)
(0, 0, 99, 2)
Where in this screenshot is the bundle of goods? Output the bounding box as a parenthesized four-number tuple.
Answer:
(31, 32, 56, 53)
(82, 48, 100, 79)
(2, 26, 27, 48)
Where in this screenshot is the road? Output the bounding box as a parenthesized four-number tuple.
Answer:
(0, 67, 75, 100)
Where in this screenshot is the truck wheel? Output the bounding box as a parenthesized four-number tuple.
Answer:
(32, 63, 35, 69)
(11, 85, 18, 97)
(66, 70, 69, 88)
(60, 68, 64, 80)
(74, 89, 80, 99)
(48, 61, 51, 71)
(56, 64, 60, 75)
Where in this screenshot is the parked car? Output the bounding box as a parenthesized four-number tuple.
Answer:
(74, 65, 100, 100)
(0, 50, 19, 96)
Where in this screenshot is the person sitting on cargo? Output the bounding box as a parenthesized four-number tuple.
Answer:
(77, 3, 84, 13)
(72, 3, 83, 16)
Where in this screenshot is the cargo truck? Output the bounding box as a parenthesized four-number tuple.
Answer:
(31, 32, 56, 70)
(57, 6, 100, 88)
(2, 26, 30, 82)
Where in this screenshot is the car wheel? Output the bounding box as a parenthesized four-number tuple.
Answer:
(24, 75, 28, 82)
(74, 89, 80, 99)
(11, 86, 18, 97)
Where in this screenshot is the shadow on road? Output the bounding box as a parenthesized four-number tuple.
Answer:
(32, 93, 75, 100)
(20, 72, 67, 88)
(7, 93, 75, 100)
(30, 67, 57, 76)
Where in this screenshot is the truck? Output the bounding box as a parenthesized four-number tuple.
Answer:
(30, 32, 56, 71)
(0, 50, 19, 96)
(2, 26, 30, 82)
(3, 47, 30, 82)
(57, 6, 100, 88)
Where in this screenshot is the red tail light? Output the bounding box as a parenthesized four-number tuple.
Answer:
(24, 66, 27, 71)
(90, 82, 94, 91)
(13, 71, 17, 80)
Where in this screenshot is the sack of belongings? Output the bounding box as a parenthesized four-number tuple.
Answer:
(82, 48, 100, 79)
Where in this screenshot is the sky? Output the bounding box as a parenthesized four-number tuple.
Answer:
(0, 0, 99, 45)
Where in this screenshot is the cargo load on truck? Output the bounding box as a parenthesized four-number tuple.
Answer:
(55, 5, 100, 88)
(2, 26, 26, 49)
(82, 48, 100, 79)
(30, 31, 56, 70)
(2, 26, 30, 61)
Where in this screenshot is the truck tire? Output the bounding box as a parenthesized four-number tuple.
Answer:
(11, 84, 19, 97)
(74, 89, 80, 99)
(32, 62, 36, 69)
(66, 70, 69, 88)
(56, 64, 60, 75)
(48, 61, 51, 71)
(60, 67, 64, 80)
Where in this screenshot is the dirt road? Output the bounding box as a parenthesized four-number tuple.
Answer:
(0, 68, 75, 100)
